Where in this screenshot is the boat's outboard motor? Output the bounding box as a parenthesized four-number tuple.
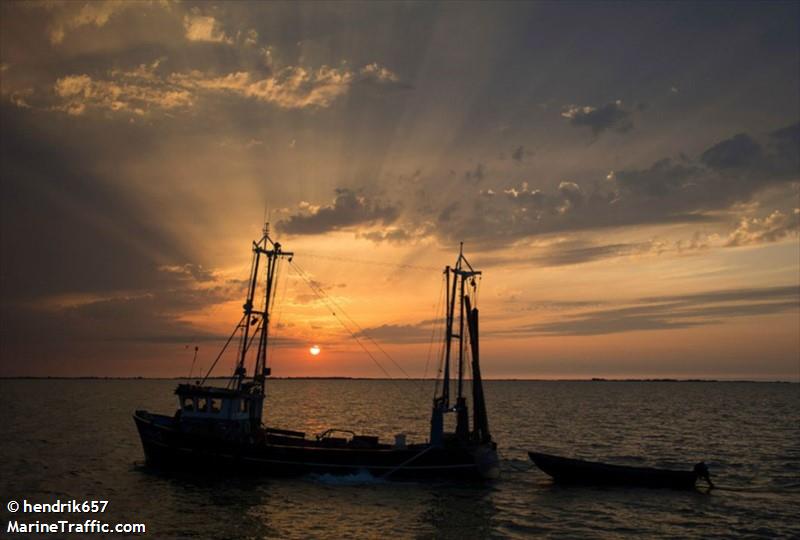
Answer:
(694, 462, 713, 488)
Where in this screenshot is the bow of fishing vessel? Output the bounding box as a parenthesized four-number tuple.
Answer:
(133, 225, 499, 480)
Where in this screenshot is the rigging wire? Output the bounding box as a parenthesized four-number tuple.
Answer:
(423, 274, 446, 390)
(289, 260, 414, 380)
(225, 316, 266, 390)
(433, 294, 448, 399)
(298, 253, 440, 272)
(186, 345, 199, 382)
(267, 258, 289, 368)
(287, 261, 396, 381)
(200, 314, 246, 385)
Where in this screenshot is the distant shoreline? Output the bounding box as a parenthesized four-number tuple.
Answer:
(0, 376, 794, 383)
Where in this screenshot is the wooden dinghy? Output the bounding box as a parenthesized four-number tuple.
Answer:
(528, 451, 713, 490)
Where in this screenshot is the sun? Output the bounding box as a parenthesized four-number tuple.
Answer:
(309, 345, 321, 356)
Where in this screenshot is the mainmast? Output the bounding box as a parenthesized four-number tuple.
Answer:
(234, 223, 293, 393)
(431, 244, 490, 445)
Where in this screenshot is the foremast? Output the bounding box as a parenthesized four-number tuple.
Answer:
(233, 223, 293, 399)
(430, 243, 491, 446)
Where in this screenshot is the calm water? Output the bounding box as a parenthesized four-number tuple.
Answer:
(1, 379, 798, 539)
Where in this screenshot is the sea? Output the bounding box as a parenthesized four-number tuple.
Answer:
(1, 379, 798, 539)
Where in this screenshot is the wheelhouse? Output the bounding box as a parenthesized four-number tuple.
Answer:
(175, 384, 263, 424)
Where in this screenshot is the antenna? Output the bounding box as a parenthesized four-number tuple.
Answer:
(187, 345, 199, 383)
(262, 203, 273, 241)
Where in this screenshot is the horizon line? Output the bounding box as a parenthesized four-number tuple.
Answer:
(0, 376, 795, 383)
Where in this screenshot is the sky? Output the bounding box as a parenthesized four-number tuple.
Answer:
(1, 1, 798, 380)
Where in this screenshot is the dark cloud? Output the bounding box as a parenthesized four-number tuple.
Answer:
(464, 163, 486, 183)
(359, 228, 414, 244)
(557, 181, 585, 208)
(277, 188, 399, 235)
(0, 106, 187, 301)
(0, 266, 248, 376)
(0, 105, 247, 372)
(700, 123, 800, 181)
(438, 202, 460, 223)
(614, 158, 701, 198)
(642, 284, 799, 305)
(355, 321, 436, 344)
(767, 122, 800, 177)
(562, 100, 633, 135)
(524, 241, 651, 267)
(511, 145, 524, 162)
(492, 285, 799, 337)
(701, 133, 763, 170)
(426, 123, 799, 248)
(524, 300, 606, 311)
(159, 263, 217, 283)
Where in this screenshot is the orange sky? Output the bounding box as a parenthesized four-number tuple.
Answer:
(1, 2, 798, 380)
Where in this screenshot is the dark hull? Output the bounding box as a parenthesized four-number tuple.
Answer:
(135, 411, 499, 481)
(528, 451, 699, 489)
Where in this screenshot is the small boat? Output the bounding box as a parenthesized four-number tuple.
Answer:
(134, 225, 499, 480)
(528, 451, 713, 489)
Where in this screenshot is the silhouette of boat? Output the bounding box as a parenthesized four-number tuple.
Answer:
(134, 225, 499, 480)
(528, 451, 713, 489)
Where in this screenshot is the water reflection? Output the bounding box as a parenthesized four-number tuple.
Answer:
(132, 465, 278, 538)
(2, 380, 798, 539)
(419, 485, 497, 539)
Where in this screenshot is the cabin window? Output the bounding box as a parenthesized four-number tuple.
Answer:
(239, 399, 249, 413)
(182, 397, 195, 412)
(197, 397, 208, 412)
(210, 398, 221, 413)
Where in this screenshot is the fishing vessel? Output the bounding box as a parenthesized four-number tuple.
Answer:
(133, 225, 499, 480)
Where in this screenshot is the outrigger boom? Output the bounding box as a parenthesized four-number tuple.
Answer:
(431, 242, 491, 446)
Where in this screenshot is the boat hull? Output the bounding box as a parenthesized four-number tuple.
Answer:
(135, 411, 499, 481)
(528, 451, 699, 489)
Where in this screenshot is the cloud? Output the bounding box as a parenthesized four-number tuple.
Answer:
(53, 62, 194, 116)
(701, 133, 763, 170)
(766, 122, 800, 177)
(359, 62, 400, 84)
(183, 13, 233, 44)
(464, 163, 486, 183)
(0, 112, 188, 301)
(725, 209, 800, 246)
(614, 158, 702, 198)
(2, 265, 246, 354)
(0, 115, 244, 352)
(561, 100, 633, 135)
(359, 228, 414, 244)
(472, 207, 797, 269)
(557, 181, 585, 212)
(46, 0, 130, 45)
(278, 188, 400, 235)
(355, 321, 437, 344)
(474, 234, 710, 268)
(494, 285, 799, 337)
(425, 123, 800, 248)
(158, 263, 217, 283)
(511, 145, 524, 162)
(528, 240, 651, 266)
(172, 65, 356, 109)
(41, 60, 403, 115)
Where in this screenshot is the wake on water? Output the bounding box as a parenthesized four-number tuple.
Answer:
(309, 469, 387, 486)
